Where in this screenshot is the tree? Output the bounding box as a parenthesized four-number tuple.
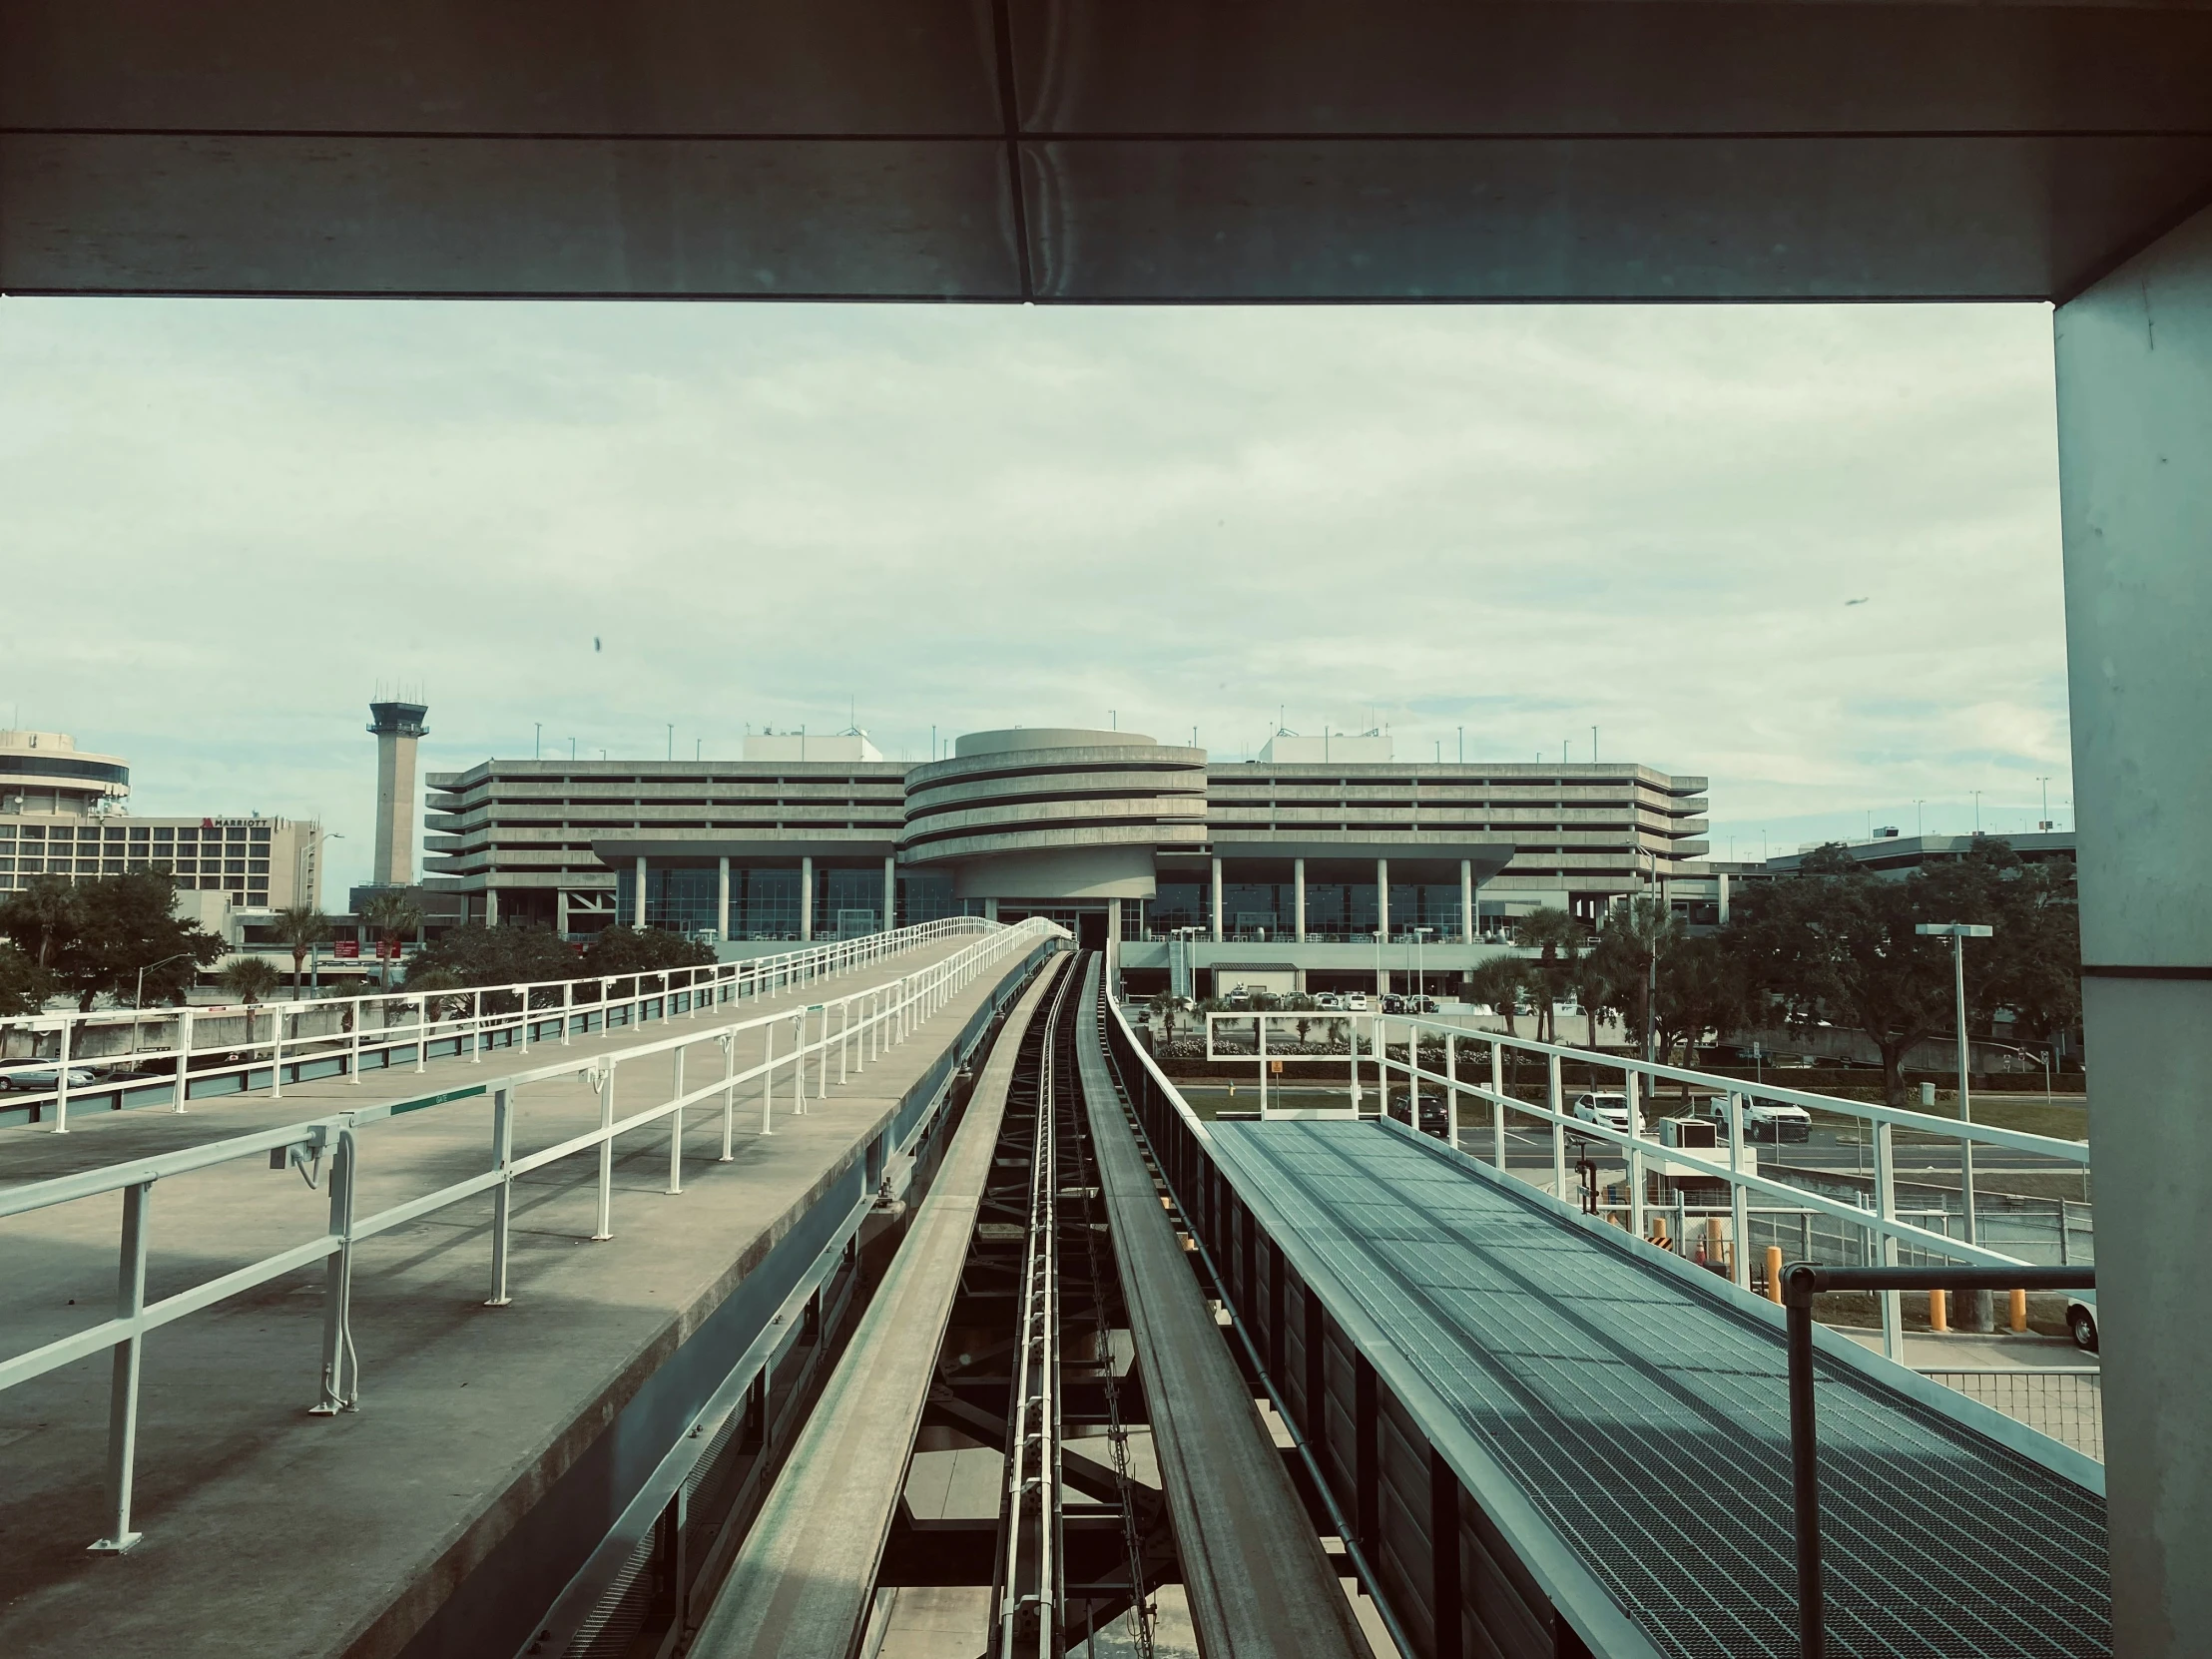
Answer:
(1147, 992, 1181, 1043)
(358, 890, 424, 990)
(0, 942, 54, 1016)
(0, 875, 85, 968)
(1587, 894, 1682, 1058)
(1513, 907, 1584, 1042)
(582, 925, 716, 977)
(19, 870, 227, 1011)
(1465, 956, 1528, 1037)
(220, 956, 280, 1003)
(272, 905, 332, 997)
(402, 922, 580, 992)
(1651, 932, 1754, 1068)
(1726, 843, 1978, 1105)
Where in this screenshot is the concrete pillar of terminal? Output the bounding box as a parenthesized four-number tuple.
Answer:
(1459, 858, 1474, 943)
(1294, 857, 1308, 941)
(2054, 200, 2212, 1659)
(484, 886, 499, 927)
(1376, 857, 1389, 939)
(1106, 896, 1122, 981)
(800, 855, 814, 942)
(634, 856, 647, 928)
(1718, 870, 1732, 926)
(1211, 855, 1224, 942)
(984, 897, 999, 922)
(557, 887, 570, 939)
(717, 856, 731, 941)
(882, 854, 896, 933)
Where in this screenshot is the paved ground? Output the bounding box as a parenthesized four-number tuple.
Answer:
(0, 935, 1025, 1659)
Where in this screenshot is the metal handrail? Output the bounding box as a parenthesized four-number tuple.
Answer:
(1780, 1265, 2096, 1659)
(0, 916, 1066, 1554)
(0, 915, 1001, 1131)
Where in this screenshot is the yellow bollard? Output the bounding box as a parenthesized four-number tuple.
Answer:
(2009, 1289, 2028, 1334)
(1930, 1289, 1949, 1333)
(1653, 1218, 1669, 1249)
(1765, 1246, 1784, 1305)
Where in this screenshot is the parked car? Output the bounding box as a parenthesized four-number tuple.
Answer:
(1415, 995, 1439, 1013)
(1344, 992, 1370, 1013)
(0, 1063, 100, 1093)
(1571, 1091, 1634, 1136)
(2066, 1293, 2098, 1353)
(1692, 1094, 1813, 1143)
(1381, 993, 1406, 1014)
(1314, 992, 1345, 1011)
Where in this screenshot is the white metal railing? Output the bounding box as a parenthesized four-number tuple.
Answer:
(0, 916, 1003, 1133)
(1192, 1007, 2091, 1364)
(0, 917, 1066, 1553)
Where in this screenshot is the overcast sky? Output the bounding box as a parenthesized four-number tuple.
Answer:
(1, 297, 2070, 899)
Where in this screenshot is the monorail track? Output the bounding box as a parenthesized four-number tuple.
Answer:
(691, 948, 1373, 1659)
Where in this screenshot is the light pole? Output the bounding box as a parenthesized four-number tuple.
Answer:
(1409, 925, 1433, 1004)
(1918, 921, 1994, 1246)
(1636, 846, 1664, 1063)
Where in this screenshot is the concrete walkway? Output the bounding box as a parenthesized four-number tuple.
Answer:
(0, 934, 1036, 1659)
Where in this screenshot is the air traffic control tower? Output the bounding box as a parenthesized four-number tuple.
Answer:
(367, 698, 428, 886)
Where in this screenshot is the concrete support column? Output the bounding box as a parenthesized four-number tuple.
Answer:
(1106, 897, 1122, 982)
(2054, 201, 2212, 1658)
(1294, 857, 1307, 941)
(484, 887, 498, 927)
(1211, 856, 1224, 942)
(1718, 870, 1731, 926)
(983, 898, 999, 922)
(800, 855, 814, 942)
(557, 887, 570, 939)
(1376, 857, 1389, 939)
(1459, 858, 1474, 943)
(882, 855, 896, 933)
(633, 856, 647, 928)
(718, 855, 731, 942)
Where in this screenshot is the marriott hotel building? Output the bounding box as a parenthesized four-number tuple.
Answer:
(425, 727, 1707, 997)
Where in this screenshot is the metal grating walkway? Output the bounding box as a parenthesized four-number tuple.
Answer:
(1210, 1119, 2109, 1659)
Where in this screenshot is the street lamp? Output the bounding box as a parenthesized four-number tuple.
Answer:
(136, 952, 196, 1010)
(1918, 921, 1994, 1246)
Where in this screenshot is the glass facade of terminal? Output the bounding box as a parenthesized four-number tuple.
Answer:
(613, 859, 972, 941)
(1145, 877, 1468, 940)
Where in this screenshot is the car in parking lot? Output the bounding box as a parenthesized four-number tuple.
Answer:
(1691, 1093, 1813, 1143)
(2066, 1292, 2098, 1353)
(0, 1063, 101, 1093)
(1571, 1091, 1634, 1137)
(1314, 992, 1344, 1011)
(1343, 992, 1370, 1013)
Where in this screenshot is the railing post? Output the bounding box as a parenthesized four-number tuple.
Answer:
(563, 979, 573, 1045)
(415, 994, 428, 1072)
(517, 985, 529, 1055)
(1549, 1049, 1566, 1202)
(1626, 1069, 1646, 1241)
(346, 998, 363, 1085)
(1729, 1092, 1752, 1291)
(89, 1179, 153, 1552)
(1491, 1037, 1507, 1171)
(667, 1045, 686, 1194)
(816, 1004, 830, 1099)
(1444, 1032, 1460, 1147)
(54, 1016, 72, 1133)
(487, 1085, 515, 1307)
(719, 1032, 736, 1161)
(760, 1020, 777, 1136)
(838, 999, 850, 1086)
(1874, 1121, 1902, 1360)
(312, 1129, 360, 1414)
(793, 1012, 809, 1115)
(177, 1007, 195, 1112)
(471, 988, 483, 1063)
(593, 1062, 616, 1241)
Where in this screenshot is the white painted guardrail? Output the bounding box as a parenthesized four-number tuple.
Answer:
(0, 917, 1066, 1555)
(1192, 1006, 2091, 1363)
(0, 915, 1003, 1131)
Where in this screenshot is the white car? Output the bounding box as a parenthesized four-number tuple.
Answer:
(1695, 1094, 1813, 1143)
(1344, 992, 1370, 1012)
(1314, 992, 1345, 1011)
(2066, 1293, 2098, 1353)
(1571, 1091, 1633, 1135)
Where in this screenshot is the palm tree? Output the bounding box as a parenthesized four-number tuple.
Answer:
(220, 956, 281, 1048)
(0, 875, 83, 968)
(1466, 956, 1527, 1038)
(272, 905, 331, 998)
(358, 890, 424, 991)
(1513, 907, 1585, 1042)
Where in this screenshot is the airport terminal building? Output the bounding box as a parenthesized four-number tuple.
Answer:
(425, 726, 1708, 996)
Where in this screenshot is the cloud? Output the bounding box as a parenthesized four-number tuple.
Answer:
(0, 297, 2068, 895)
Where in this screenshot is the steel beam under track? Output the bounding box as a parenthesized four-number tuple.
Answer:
(1073, 958, 1374, 1659)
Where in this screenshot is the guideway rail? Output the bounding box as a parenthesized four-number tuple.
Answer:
(0, 917, 1062, 1556)
(0, 915, 1002, 1130)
